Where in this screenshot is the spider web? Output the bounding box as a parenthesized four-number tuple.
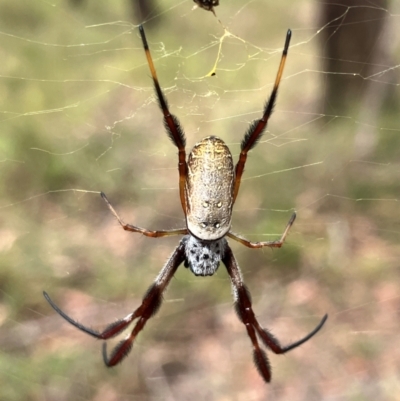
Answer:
(1, 1, 400, 400)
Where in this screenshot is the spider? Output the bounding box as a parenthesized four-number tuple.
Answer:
(43, 25, 327, 383)
(193, 0, 219, 12)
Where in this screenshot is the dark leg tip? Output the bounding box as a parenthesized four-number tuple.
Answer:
(284, 29, 292, 52)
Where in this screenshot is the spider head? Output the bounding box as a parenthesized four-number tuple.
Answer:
(186, 214, 231, 240)
(183, 235, 227, 276)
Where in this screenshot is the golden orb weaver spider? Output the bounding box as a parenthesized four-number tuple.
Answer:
(44, 25, 327, 383)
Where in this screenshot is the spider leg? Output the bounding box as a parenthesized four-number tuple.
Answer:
(253, 313, 328, 354)
(43, 291, 136, 339)
(101, 192, 188, 238)
(44, 242, 185, 366)
(103, 243, 185, 366)
(139, 25, 188, 216)
(233, 29, 292, 203)
(227, 212, 296, 248)
(222, 244, 327, 383)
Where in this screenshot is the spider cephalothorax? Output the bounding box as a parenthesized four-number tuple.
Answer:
(185, 136, 234, 240)
(44, 24, 327, 383)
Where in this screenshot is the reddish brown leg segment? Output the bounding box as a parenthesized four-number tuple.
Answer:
(44, 243, 185, 366)
(139, 25, 188, 215)
(233, 30, 292, 203)
(228, 212, 296, 248)
(101, 192, 188, 238)
(222, 244, 327, 383)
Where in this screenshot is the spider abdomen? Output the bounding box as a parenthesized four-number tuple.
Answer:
(185, 136, 234, 240)
(183, 235, 227, 276)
